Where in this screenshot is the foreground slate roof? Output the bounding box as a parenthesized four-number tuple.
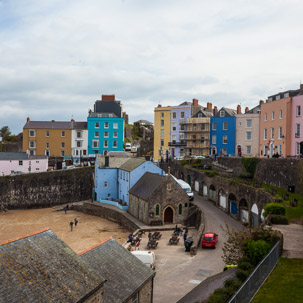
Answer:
(0, 228, 105, 303)
(119, 158, 146, 172)
(97, 156, 130, 168)
(129, 172, 165, 200)
(80, 238, 155, 303)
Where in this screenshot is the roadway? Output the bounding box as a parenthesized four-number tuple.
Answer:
(152, 193, 244, 303)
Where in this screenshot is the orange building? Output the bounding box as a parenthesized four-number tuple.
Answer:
(23, 118, 72, 157)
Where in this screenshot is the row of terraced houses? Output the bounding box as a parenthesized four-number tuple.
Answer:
(153, 85, 303, 161)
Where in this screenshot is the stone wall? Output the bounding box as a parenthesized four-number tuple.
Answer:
(137, 279, 153, 303)
(0, 167, 94, 209)
(73, 202, 140, 232)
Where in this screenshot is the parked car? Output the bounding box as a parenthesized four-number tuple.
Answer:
(202, 232, 218, 248)
(223, 264, 238, 271)
(192, 155, 206, 159)
(131, 146, 137, 153)
(62, 165, 75, 170)
(131, 250, 156, 270)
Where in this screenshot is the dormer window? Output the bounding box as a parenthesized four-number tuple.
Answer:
(220, 111, 225, 117)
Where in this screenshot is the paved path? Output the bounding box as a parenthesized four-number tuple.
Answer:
(151, 193, 243, 303)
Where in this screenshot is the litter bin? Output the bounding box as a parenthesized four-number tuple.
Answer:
(185, 237, 193, 252)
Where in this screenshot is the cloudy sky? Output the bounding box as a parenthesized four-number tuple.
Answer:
(1, 0, 303, 135)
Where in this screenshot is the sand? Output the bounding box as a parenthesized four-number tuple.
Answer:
(0, 207, 130, 253)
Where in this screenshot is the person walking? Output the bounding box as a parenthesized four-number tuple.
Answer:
(70, 220, 74, 232)
(183, 231, 188, 245)
(74, 218, 78, 227)
(64, 206, 67, 214)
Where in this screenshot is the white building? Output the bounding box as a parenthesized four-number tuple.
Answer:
(0, 152, 48, 176)
(71, 121, 88, 163)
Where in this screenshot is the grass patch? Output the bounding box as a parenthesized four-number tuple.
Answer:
(253, 258, 303, 303)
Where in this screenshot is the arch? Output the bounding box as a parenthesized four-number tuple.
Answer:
(218, 189, 227, 209)
(178, 203, 183, 215)
(228, 193, 238, 215)
(202, 182, 208, 197)
(251, 203, 259, 228)
(239, 198, 249, 223)
(209, 184, 217, 203)
(163, 205, 174, 223)
(155, 204, 160, 216)
(209, 184, 216, 191)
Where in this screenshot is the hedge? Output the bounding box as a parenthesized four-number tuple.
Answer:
(270, 214, 289, 225)
(263, 203, 286, 217)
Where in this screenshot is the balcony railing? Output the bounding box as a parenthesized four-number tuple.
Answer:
(168, 141, 187, 146)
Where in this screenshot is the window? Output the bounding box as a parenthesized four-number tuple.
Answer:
(61, 131, 65, 137)
(61, 151, 65, 157)
(95, 122, 99, 128)
(30, 150, 35, 156)
(167, 183, 172, 191)
(279, 110, 282, 119)
(272, 111, 274, 120)
(223, 122, 228, 130)
(45, 150, 50, 156)
(160, 139, 164, 147)
(113, 132, 118, 138)
(104, 140, 108, 148)
(212, 135, 216, 144)
(180, 124, 184, 131)
(104, 122, 109, 128)
(297, 106, 301, 117)
(223, 135, 227, 144)
(104, 181, 108, 188)
(246, 146, 251, 155)
(161, 112, 164, 118)
(29, 129, 36, 137)
(113, 140, 117, 148)
(46, 142, 49, 148)
(220, 110, 225, 117)
(46, 130, 50, 137)
(19, 160, 23, 166)
(264, 113, 267, 121)
(92, 140, 99, 148)
(155, 204, 160, 216)
(36, 160, 39, 164)
(276, 95, 280, 101)
(104, 132, 108, 138)
(178, 204, 183, 215)
(61, 142, 65, 148)
(95, 132, 99, 138)
(161, 129, 164, 137)
(278, 127, 283, 139)
(29, 141, 36, 148)
(212, 122, 217, 130)
(296, 124, 300, 137)
(77, 141, 82, 147)
(77, 131, 82, 138)
(161, 120, 164, 127)
(246, 132, 252, 141)
(172, 122, 177, 131)
(264, 128, 267, 140)
(201, 123, 205, 130)
(172, 112, 176, 119)
(239, 121, 242, 126)
(271, 127, 274, 140)
(284, 92, 289, 98)
(278, 144, 282, 155)
(246, 119, 252, 128)
(172, 135, 176, 143)
(296, 142, 300, 155)
(181, 112, 185, 118)
(193, 124, 197, 130)
(113, 123, 118, 129)
(222, 148, 227, 155)
(126, 173, 128, 181)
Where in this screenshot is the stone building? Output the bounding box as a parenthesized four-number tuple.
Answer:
(0, 228, 105, 303)
(129, 172, 190, 225)
(80, 238, 155, 303)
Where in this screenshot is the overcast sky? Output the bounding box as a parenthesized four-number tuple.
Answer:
(1, 0, 303, 135)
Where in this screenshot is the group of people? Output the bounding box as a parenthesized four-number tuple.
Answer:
(127, 234, 141, 245)
(70, 218, 78, 231)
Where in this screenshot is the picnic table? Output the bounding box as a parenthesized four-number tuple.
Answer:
(152, 231, 162, 240)
(147, 239, 158, 249)
(169, 235, 180, 245)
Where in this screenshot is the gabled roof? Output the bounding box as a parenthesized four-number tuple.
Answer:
(215, 107, 236, 117)
(0, 152, 48, 161)
(246, 104, 260, 114)
(119, 158, 146, 172)
(97, 156, 129, 168)
(193, 110, 213, 118)
(0, 228, 105, 303)
(129, 172, 165, 200)
(178, 101, 192, 106)
(80, 238, 155, 303)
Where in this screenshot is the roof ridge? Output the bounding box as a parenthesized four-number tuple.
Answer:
(0, 227, 50, 246)
(78, 237, 113, 256)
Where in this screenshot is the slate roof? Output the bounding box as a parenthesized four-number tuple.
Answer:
(23, 121, 87, 130)
(246, 104, 261, 114)
(178, 101, 192, 106)
(72, 122, 87, 129)
(129, 172, 165, 200)
(97, 156, 129, 168)
(0, 152, 48, 161)
(119, 158, 146, 172)
(80, 238, 155, 303)
(215, 107, 236, 117)
(107, 151, 129, 157)
(193, 110, 213, 118)
(0, 228, 105, 303)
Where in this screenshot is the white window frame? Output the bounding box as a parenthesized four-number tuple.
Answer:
(296, 124, 300, 137)
(46, 130, 50, 137)
(172, 112, 176, 119)
(104, 132, 108, 138)
(246, 146, 251, 155)
(113, 132, 118, 138)
(61, 142, 65, 148)
(180, 111, 185, 119)
(113, 123, 118, 129)
(220, 110, 225, 117)
(113, 140, 117, 148)
(61, 151, 65, 157)
(246, 119, 252, 128)
(92, 140, 99, 148)
(95, 122, 100, 128)
(212, 122, 217, 130)
(29, 141, 36, 148)
(264, 128, 267, 140)
(223, 122, 228, 130)
(172, 122, 177, 131)
(160, 129, 164, 137)
(104, 122, 109, 129)
(29, 129, 36, 137)
(271, 127, 274, 140)
(264, 113, 267, 121)
(279, 110, 282, 119)
(161, 120, 164, 127)
(278, 127, 283, 139)
(296, 106, 301, 117)
(104, 140, 108, 148)
(246, 131, 252, 141)
(95, 131, 99, 138)
(272, 111, 275, 120)
(212, 135, 216, 144)
(61, 131, 65, 137)
(296, 142, 300, 155)
(223, 135, 227, 144)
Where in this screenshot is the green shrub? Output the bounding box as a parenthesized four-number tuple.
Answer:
(180, 160, 190, 166)
(270, 214, 289, 225)
(239, 172, 253, 179)
(192, 163, 201, 168)
(205, 170, 218, 177)
(263, 203, 286, 217)
(242, 157, 261, 178)
(224, 278, 241, 290)
(236, 269, 249, 282)
(244, 239, 272, 266)
(238, 261, 253, 272)
(238, 256, 251, 264)
(208, 288, 229, 303)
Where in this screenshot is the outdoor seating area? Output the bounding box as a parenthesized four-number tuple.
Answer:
(147, 239, 158, 249)
(169, 235, 180, 245)
(152, 231, 162, 240)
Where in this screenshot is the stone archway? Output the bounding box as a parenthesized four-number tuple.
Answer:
(164, 206, 174, 223)
(228, 193, 238, 215)
(218, 189, 227, 209)
(239, 198, 248, 223)
(209, 185, 216, 203)
(251, 203, 259, 228)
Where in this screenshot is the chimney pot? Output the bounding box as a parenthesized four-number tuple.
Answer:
(237, 105, 242, 114)
(213, 106, 218, 115)
(102, 94, 115, 101)
(207, 102, 212, 110)
(192, 99, 199, 106)
(27, 117, 30, 122)
(158, 104, 162, 108)
(259, 100, 264, 106)
(245, 107, 249, 113)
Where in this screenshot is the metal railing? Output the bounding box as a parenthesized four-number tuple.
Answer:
(228, 240, 280, 303)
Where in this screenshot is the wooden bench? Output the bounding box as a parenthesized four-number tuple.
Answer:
(152, 231, 162, 240)
(147, 239, 158, 249)
(150, 220, 163, 226)
(169, 235, 179, 245)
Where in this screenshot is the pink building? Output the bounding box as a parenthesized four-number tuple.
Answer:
(0, 152, 48, 176)
(291, 95, 303, 156)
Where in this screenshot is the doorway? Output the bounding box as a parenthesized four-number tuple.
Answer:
(164, 206, 174, 223)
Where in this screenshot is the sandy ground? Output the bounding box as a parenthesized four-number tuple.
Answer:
(0, 208, 130, 253)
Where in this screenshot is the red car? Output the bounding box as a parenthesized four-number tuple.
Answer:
(202, 232, 218, 248)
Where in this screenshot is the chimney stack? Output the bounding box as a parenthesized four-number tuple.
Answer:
(192, 98, 199, 106)
(259, 100, 264, 106)
(213, 106, 218, 115)
(157, 104, 162, 108)
(300, 84, 303, 95)
(245, 107, 249, 113)
(207, 102, 212, 111)
(105, 156, 109, 167)
(237, 105, 242, 114)
(27, 117, 30, 123)
(102, 94, 115, 101)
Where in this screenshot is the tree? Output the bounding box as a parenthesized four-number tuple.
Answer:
(0, 126, 11, 142)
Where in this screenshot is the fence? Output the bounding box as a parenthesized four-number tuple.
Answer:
(228, 240, 280, 303)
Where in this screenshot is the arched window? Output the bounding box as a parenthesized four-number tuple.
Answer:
(156, 204, 160, 216)
(178, 204, 183, 215)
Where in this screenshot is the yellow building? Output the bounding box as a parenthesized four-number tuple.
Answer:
(23, 118, 72, 157)
(153, 105, 171, 161)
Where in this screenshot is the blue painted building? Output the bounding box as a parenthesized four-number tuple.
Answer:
(94, 156, 164, 209)
(210, 107, 236, 156)
(87, 95, 124, 155)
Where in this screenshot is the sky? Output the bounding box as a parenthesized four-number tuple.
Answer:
(0, 0, 303, 135)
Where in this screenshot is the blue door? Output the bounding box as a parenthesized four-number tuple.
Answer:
(230, 201, 238, 215)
